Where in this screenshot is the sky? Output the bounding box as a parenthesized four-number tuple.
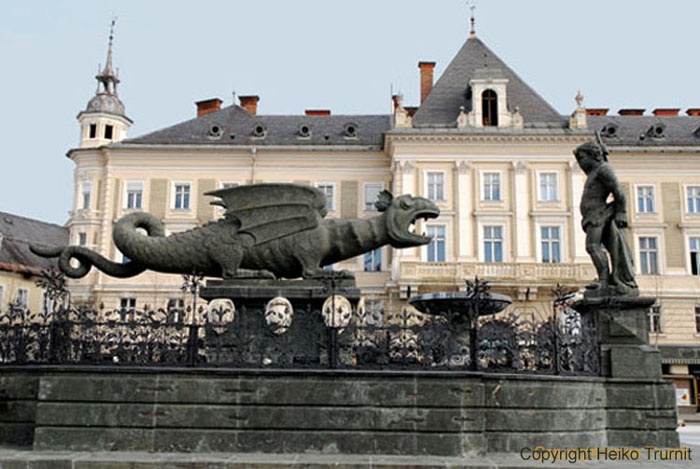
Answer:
(1, 0, 698, 225)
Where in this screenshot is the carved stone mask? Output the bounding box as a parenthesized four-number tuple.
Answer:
(264, 297, 293, 335)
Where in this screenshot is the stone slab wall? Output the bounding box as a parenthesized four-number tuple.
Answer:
(0, 372, 39, 447)
(0, 368, 679, 455)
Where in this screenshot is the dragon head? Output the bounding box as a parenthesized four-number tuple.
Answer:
(375, 190, 440, 248)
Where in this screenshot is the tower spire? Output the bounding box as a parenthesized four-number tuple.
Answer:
(103, 17, 116, 76)
(469, 1, 476, 38)
(96, 17, 120, 96)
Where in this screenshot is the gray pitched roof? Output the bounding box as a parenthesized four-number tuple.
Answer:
(0, 212, 68, 272)
(588, 115, 700, 147)
(123, 105, 390, 148)
(413, 36, 566, 128)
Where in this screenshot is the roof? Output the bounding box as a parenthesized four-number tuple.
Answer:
(123, 105, 391, 148)
(588, 115, 700, 147)
(412, 36, 566, 128)
(0, 212, 68, 275)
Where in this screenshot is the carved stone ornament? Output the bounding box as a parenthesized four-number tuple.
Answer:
(457, 160, 472, 174)
(207, 298, 235, 322)
(322, 295, 353, 329)
(264, 296, 293, 335)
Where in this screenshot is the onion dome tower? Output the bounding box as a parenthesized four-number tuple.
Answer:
(77, 19, 132, 148)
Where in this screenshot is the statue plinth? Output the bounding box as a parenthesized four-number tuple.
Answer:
(573, 295, 660, 379)
(200, 278, 361, 310)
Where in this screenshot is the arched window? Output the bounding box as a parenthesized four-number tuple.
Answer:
(482, 89, 498, 126)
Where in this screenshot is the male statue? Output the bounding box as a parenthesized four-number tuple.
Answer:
(574, 134, 638, 297)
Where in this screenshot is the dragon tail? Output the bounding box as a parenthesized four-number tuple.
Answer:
(30, 244, 146, 279)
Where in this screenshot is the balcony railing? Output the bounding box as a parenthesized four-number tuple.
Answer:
(399, 261, 595, 283)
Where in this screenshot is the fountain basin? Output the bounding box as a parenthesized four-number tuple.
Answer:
(409, 292, 512, 317)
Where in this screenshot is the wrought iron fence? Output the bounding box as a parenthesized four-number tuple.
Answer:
(0, 294, 599, 375)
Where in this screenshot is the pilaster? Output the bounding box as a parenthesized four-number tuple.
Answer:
(512, 161, 532, 262)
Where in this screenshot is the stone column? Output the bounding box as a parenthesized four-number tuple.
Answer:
(512, 161, 532, 262)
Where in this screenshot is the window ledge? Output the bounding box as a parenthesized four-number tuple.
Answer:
(537, 199, 561, 204)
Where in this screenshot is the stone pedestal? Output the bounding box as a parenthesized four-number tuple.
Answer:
(572, 295, 678, 448)
(573, 296, 659, 379)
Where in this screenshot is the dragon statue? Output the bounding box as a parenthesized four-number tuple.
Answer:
(32, 184, 439, 280)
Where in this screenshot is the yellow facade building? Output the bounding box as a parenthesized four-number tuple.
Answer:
(65, 28, 700, 413)
(0, 212, 68, 314)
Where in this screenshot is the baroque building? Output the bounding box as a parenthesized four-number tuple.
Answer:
(66, 24, 700, 414)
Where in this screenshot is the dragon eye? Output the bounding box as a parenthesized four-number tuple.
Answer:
(400, 199, 413, 210)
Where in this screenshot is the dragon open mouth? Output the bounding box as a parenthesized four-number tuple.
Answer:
(404, 208, 440, 244)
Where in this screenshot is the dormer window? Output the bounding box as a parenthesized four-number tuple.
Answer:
(482, 89, 498, 126)
(104, 124, 114, 140)
(89, 124, 97, 139)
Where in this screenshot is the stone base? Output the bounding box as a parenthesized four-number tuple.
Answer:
(0, 368, 680, 455)
(200, 278, 361, 310)
(573, 296, 661, 379)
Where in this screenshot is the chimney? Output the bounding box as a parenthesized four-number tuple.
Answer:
(585, 108, 609, 116)
(418, 61, 436, 103)
(239, 95, 260, 115)
(618, 109, 645, 116)
(195, 98, 222, 117)
(305, 109, 331, 116)
(687, 108, 700, 116)
(652, 108, 680, 116)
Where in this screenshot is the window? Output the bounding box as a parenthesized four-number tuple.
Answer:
(637, 186, 654, 213)
(483, 173, 501, 201)
(78, 232, 87, 246)
(174, 183, 191, 210)
(89, 123, 97, 139)
(81, 182, 92, 209)
(316, 183, 335, 211)
(688, 187, 700, 214)
(167, 298, 185, 323)
(15, 288, 28, 309)
(483, 226, 503, 263)
(426, 172, 445, 201)
(40, 292, 54, 314)
(541, 226, 561, 263)
(696, 306, 700, 334)
(648, 305, 662, 333)
(639, 236, 658, 275)
(691, 237, 700, 276)
(222, 182, 238, 189)
(482, 89, 498, 126)
(539, 173, 558, 202)
(364, 183, 383, 211)
(120, 298, 136, 319)
(126, 182, 143, 209)
(426, 225, 446, 262)
(104, 124, 114, 140)
(364, 248, 382, 271)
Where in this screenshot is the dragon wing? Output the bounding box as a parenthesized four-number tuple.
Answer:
(204, 183, 328, 245)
